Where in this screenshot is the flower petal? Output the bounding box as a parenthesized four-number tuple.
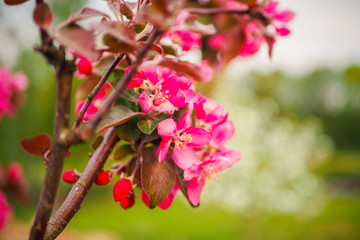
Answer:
(173, 146, 201, 170)
(158, 118, 177, 138)
(177, 102, 193, 131)
(211, 121, 235, 147)
(187, 177, 205, 206)
(157, 139, 171, 162)
(139, 91, 152, 113)
(184, 127, 210, 146)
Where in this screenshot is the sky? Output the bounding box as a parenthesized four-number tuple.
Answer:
(1, 0, 360, 76)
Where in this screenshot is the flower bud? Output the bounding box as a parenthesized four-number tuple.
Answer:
(95, 170, 110, 185)
(77, 57, 92, 75)
(113, 178, 132, 202)
(62, 170, 79, 184)
(120, 193, 135, 210)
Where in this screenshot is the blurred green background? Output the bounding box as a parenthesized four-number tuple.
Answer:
(1, 0, 360, 239)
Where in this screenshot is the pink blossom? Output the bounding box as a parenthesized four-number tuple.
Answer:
(239, 22, 265, 57)
(75, 81, 113, 122)
(0, 66, 28, 120)
(208, 34, 226, 50)
(157, 104, 211, 170)
(264, 1, 295, 36)
(193, 93, 228, 130)
(127, 67, 192, 114)
(198, 60, 214, 83)
(184, 150, 241, 206)
(0, 191, 12, 231)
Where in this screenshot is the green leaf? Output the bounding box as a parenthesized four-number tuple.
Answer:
(95, 106, 140, 132)
(137, 119, 161, 134)
(110, 144, 133, 160)
(90, 134, 103, 151)
(141, 147, 176, 208)
(115, 116, 141, 143)
(33, 2, 53, 31)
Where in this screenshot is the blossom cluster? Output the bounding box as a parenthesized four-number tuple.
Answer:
(57, 0, 293, 210)
(0, 66, 28, 120)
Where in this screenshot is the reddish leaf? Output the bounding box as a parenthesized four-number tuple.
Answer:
(75, 74, 101, 102)
(176, 166, 199, 207)
(120, 1, 134, 20)
(157, 59, 202, 80)
(94, 106, 140, 132)
(54, 24, 102, 61)
(33, 2, 53, 31)
(141, 147, 176, 208)
(93, 21, 137, 49)
(20, 133, 51, 157)
(4, 0, 28, 5)
(222, 30, 245, 65)
(56, 8, 110, 30)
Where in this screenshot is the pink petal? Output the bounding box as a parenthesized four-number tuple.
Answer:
(157, 139, 171, 162)
(177, 103, 193, 131)
(207, 34, 225, 50)
(275, 10, 295, 22)
(210, 150, 241, 172)
(183, 163, 202, 181)
(264, 1, 278, 14)
(173, 146, 201, 170)
(187, 177, 205, 206)
(158, 118, 177, 137)
(169, 90, 186, 108)
(211, 121, 235, 147)
(160, 75, 180, 97)
(205, 104, 226, 125)
(275, 27, 291, 36)
(198, 60, 214, 83)
(139, 91, 153, 113)
(184, 127, 211, 147)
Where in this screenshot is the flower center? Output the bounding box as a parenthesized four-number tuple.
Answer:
(153, 84, 171, 106)
(174, 133, 192, 149)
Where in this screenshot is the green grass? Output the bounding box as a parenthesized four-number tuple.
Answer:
(65, 188, 360, 240)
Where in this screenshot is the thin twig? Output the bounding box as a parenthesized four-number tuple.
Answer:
(73, 54, 125, 129)
(44, 128, 119, 240)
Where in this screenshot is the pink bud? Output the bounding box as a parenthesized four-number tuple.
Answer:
(62, 170, 79, 184)
(113, 178, 132, 202)
(95, 170, 111, 185)
(120, 193, 135, 210)
(77, 57, 92, 75)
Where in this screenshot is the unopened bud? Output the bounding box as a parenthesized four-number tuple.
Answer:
(77, 57, 92, 75)
(120, 193, 135, 210)
(62, 170, 79, 184)
(95, 170, 111, 185)
(113, 178, 132, 202)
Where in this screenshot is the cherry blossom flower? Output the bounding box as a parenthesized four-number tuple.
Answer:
(0, 191, 12, 231)
(157, 104, 211, 170)
(184, 150, 241, 205)
(0, 66, 28, 120)
(264, 1, 295, 36)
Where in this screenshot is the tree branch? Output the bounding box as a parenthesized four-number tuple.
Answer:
(73, 54, 125, 129)
(44, 128, 119, 240)
(29, 57, 75, 240)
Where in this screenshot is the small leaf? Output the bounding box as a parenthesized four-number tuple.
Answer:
(93, 21, 136, 49)
(54, 24, 102, 61)
(33, 2, 53, 31)
(4, 0, 28, 5)
(141, 147, 176, 208)
(90, 134, 104, 151)
(115, 117, 141, 143)
(175, 167, 199, 207)
(161, 44, 177, 56)
(111, 144, 133, 160)
(120, 1, 134, 20)
(20, 133, 51, 157)
(137, 119, 161, 134)
(95, 106, 140, 132)
(57, 8, 110, 30)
